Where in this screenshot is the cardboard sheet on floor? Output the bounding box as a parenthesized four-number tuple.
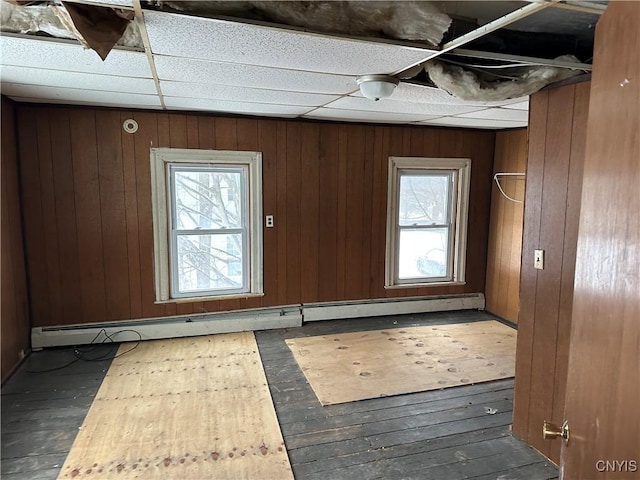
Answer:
(286, 320, 516, 405)
(57, 332, 293, 479)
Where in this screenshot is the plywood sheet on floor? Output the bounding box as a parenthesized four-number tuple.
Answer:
(286, 320, 516, 405)
(57, 332, 293, 479)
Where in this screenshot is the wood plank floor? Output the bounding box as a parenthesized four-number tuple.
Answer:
(1, 310, 558, 480)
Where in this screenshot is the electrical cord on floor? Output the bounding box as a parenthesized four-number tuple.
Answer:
(26, 329, 143, 374)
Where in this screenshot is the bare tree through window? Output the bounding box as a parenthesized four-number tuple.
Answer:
(171, 166, 247, 293)
(397, 172, 452, 279)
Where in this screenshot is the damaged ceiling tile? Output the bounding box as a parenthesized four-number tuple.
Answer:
(0, 0, 602, 125)
(147, 0, 452, 47)
(0, 0, 142, 57)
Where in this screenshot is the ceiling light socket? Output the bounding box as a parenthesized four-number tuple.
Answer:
(356, 74, 399, 101)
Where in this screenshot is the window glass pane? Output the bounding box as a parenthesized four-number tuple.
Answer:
(174, 170, 243, 230)
(398, 174, 449, 226)
(176, 234, 244, 292)
(398, 228, 449, 279)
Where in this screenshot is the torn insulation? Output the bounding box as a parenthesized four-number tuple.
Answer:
(1, 0, 142, 55)
(153, 1, 452, 47)
(425, 56, 584, 102)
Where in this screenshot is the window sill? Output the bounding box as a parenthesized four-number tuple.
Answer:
(155, 292, 265, 304)
(385, 281, 466, 289)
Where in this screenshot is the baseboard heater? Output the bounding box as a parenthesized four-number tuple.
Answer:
(302, 293, 485, 322)
(31, 306, 302, 349)
(31, 294, 484, 349)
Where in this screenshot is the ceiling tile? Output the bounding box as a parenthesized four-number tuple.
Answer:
(153, 55, 355, 95)
(163, 97, 311, 117)
(2, 84, 160, 107)
(501, 100, 530, 110)
(9, 96, 162, 110)
(420, 117, 527, 129)
(303, 107, 439, 124)
(457, 108, 529, 122)
(326, 96, 485, 116)
(386, 82, 530, 107)
(0, 35, 150, 78)
(0, 65, 156, 94)
(144, 11, 437, 75)
(160, 81, 338, 107)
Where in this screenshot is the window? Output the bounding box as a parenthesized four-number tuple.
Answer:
(150, 149, 263, 301)
(385, 157, 470, 287)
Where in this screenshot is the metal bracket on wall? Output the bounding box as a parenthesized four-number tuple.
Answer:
(494, 172, 526, 203)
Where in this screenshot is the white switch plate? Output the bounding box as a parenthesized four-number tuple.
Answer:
(265, 215, 274, 228)
(534, 249, 544, 270)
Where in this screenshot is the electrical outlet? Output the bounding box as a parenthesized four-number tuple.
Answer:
(534, 249, 544, 270)
(265, 215, 274, 228)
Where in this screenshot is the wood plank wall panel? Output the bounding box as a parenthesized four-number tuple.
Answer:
(1, 97, 30, 382)
(15, 105, 495, 328)
(562, 3, 639, 473)
(549, 82, 590, 464)
(485, 129, 527, 323)
(51, 109, 83, 323)
(512, 82, 590, 464)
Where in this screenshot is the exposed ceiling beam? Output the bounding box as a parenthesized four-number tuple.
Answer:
(132, 0, 165, 109)
(392, 0, 559, 76)
(451, 48, 593, 71)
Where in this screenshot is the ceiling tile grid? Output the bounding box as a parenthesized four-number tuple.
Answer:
(302, 108, 442, 124)
(325, 95, 488, 116)
(2, 84, 161, 107)
(457, 107, 529, 122)
(1, 64, 157, 95)
(152, 55, 356, 95)
(420, 117, 527, 129)
(501, 100, 530, 110)
(160, 80, 339, 107)
(162, 97, 311, 117)
(0, 6, 539, 129)
(388, 82, 529, 108)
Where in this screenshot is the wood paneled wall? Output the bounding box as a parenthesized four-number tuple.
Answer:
(561, 3, 639, 474)
(15, 105, 496, 328)
(485, 129, 527, 323)
(1, 96, 30, 382)
(512, 81, 590, 464)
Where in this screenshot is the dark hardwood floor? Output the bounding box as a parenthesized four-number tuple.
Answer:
(1, 310, 558, 480)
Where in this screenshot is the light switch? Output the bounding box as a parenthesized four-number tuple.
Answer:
(534, 249, 544, 270)
(265, 215, 274, 228)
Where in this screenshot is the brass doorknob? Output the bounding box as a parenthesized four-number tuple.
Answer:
(543, 420, 570, 443)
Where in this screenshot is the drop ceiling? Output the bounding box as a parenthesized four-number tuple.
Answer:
(0, 0, 602, 129)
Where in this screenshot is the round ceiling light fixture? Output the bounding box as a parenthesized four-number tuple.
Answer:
(356, 74, 399, 101)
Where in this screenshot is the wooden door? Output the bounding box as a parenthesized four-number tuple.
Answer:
(560, 2, 639, 479)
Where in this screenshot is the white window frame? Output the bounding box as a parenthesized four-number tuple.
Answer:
(385, 157, 471, 288)
(150, 148, 263, 302)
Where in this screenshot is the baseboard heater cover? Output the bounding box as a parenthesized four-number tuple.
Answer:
(302, 293, 485, 322)
(31, 306, 302, 349)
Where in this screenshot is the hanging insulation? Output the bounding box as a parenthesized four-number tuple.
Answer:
(0, 0, 143, 53)
(424, 56, 584, 102)
(154, 0, 452, 47)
